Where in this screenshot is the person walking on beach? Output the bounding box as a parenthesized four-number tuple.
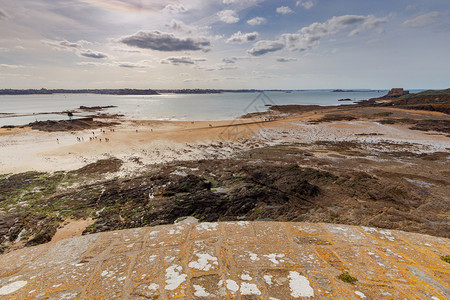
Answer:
(56, 138, 59, 144)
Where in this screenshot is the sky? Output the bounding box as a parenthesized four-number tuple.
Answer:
(0, 0, 449, 89)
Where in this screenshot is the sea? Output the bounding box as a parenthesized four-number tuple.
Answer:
(0, 90, 394, 127)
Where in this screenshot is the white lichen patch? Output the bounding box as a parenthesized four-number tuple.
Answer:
(168, 228, 182, 235)
(188, 253, 218, 271)
(240, 282, 261, 295)
(362, 227, 395, 241)
(264, 275, 273, 285)
(246, 251, 260, 261)
(197, 222, 218, 231)
(148, 254, 158, 262)
(0, 281, 28, 295)
(226, 279, 239, 292)
(241, 274, 252, 281)
(148, 230, 159, 237)
(264, 253, 285, 265)
(237, 221, 250, 226)
(355, 291, 366, 298)
(193, 285, 210, 297)
(289, 271, 314, 298)
(297, 225, 317, 233)
(165, 265, 187, 290)
(147, 283, 158, 291)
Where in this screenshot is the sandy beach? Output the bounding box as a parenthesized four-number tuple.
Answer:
(0, 107, 448, 175)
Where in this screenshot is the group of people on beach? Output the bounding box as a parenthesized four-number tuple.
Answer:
(55, 127, 149, 144)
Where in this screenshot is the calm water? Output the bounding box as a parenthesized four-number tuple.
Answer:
(0, 90, 390, 126)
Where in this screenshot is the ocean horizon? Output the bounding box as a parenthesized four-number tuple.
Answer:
(0, 90, 398, 126)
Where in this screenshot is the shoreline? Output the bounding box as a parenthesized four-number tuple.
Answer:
(0, 104, 448, 175)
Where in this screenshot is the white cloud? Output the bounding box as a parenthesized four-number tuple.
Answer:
(0, 64, 24, 68)
(162, 4, 188, 14)
(223, 0, 258, 4)
(402, 12, 440, 28)
(348, 15, 389, 36)
(277, 6, 293, 15)
(247, 17, 266, 26)
(217, 10, 239, 24)
(80, 0, 165, 12)
(296, 1, 315, 10)
(248, 40, 284, 56)
(227, 31, 259, 44)
(165, 20, 192, 34)
(283, 14, 388, 51)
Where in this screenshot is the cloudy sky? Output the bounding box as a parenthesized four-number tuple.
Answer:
(0, 0, 449, 89)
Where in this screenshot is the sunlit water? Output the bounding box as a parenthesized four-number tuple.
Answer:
(0, 90, 392, 126)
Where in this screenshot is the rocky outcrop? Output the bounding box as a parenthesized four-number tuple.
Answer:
(0, 222, 448, 299)
(386, 88, 409, 98)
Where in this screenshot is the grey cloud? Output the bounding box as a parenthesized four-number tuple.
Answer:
(0, 8, 8, 20)
(43, 39, 91, 51)
(402, 12, 440, 28)
(247, 17, 266, 26)
(226, 31, 259, 44)
(118, 63, 145, 68)
(120, 31, 210, 52)
(223, 58, 237, 64)
(218, 65, 238, 70)
(77, 61, 150, 68)
(277, 57, 297, 62)
(79, 50, 108, 59)
(328, 15, 366, 27)
(247, 40, 284, 56)
(112, 47, 141, 53)
(222, 56, 250, 64)
(161, 56, 206, 65)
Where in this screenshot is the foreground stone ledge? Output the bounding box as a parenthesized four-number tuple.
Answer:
(0, 222, 449, 299)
